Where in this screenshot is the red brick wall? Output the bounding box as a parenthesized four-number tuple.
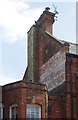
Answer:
(39, 30, 62, 65)
(66, 53, 78, 119)
(3, 81, 48, 119)
(27, 25, 63, 82)
(36, 8, 55, 34)
(38, 29, 62, 77)
(48, 96, 66, 118)
(40, 48, 66, 91)
(46, 53, 78, 119)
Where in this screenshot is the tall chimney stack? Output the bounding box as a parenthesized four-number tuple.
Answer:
(36, 7, 55, 35)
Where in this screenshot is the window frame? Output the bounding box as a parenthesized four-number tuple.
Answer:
(10, 104, 18, 119)
(26, 104, 41, 119)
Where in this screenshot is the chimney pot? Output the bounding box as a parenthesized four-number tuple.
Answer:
(45, 7, 50, 11)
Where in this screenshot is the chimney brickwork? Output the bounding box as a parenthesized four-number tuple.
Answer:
(27, 8, 56, 82)
(36, 7, 55, 35)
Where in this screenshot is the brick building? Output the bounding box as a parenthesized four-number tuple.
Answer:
(1, 7, 78, 119)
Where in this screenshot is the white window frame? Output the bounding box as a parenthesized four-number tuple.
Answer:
(10, 104, 18, 119)
(0, 103, 3, 119)
(26, 104, 41, 119)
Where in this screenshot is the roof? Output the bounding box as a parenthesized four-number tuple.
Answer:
(46, 31, 78, 55)
(49, 81, 66, 96)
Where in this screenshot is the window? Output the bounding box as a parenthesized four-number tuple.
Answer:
(10, 104, 17, 119)
(0, 103, 3, 119)
(26, 104, 41, 119)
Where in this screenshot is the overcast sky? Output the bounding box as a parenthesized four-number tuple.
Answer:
(0, 0, 77, 85)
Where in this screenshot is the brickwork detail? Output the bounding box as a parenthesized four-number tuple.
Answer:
(3, 82, 47, 119)
(2, 7, 78, 119)
(40, 48, 66, 91)
(66, 54, 78, 119)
